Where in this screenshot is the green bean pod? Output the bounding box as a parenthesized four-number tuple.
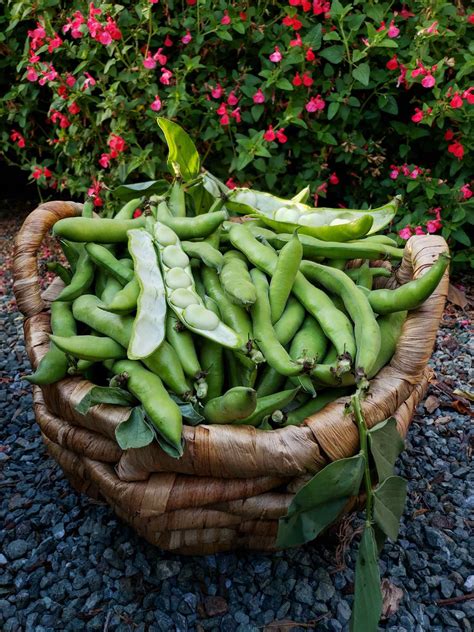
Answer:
(282, 387, 352, 426)
(114, 198, 143, 220)
(127, 229, 166, 360)
(250, 269, 302, 377)
(81, 198, 94, 218)
(368, 253, 449, 315)
(269, 232, 303, 323)
(59, 240, 81, 272)
(50, 335, 126, 361)
(200, 339, 224, 402)
(102, 277, 139, 314)
(273, 297, 306, 346)
(112, 359, 183, 453)
(301, 261, 381, 380)
(289, 316, 328, 364)
(46, 262, 72, 286)
(181, 240, 224, 272)
(255, 366, 286, 398)
(25, 301, 76, 385)
(53, 216, 147, 243)
(352, 234, 398, 247)
(100, 275, 123, 304)
(157, 201, 227, 239)
(203, 387, 257, 424)
(166, 313, 202, 379)
(220, 250, 257, 306)
(56, 247, 94, 301)
(85, 243, 134, 286)
(168, 182, 186, 217)
(345, 266, 391, 282)
(73, 295, 192, 398)
(235, 387, 300, 426)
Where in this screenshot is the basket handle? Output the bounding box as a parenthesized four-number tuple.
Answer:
(13, 201, 83, 318)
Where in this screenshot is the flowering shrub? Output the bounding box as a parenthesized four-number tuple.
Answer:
(1, 0, 473, 264)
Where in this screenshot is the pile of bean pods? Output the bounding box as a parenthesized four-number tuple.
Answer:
(28, 188, 449, 456)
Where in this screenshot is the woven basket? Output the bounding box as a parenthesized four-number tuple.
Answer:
(13, 201, 449, 555)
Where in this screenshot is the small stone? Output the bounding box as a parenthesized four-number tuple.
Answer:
(155, 560, 181, 581)
(440, 578, 455, 598)
(52, 524, 65, 539)
(337, 600, 352, 622)
(4, 540, 28, 560)
(203, 595, 228, 617)
(295, 580, 314, 606)
(0, 555, 7, 567)
(315, 580, 335, 602)
(234, 611, 249, 624)
(464, 575, 474, 591)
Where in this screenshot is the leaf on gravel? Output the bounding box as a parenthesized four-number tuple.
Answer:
(276, 454, 364, 548)
(264, 619, 321, 631)
(373, 476, 407, 541)
(368, 417, 404, 483)
(75, 386, 136, 415)
(350, 525, 382, 632)
(381, 579, 404, 619)
(447, 283, 469, 309)
(115, 407, 154, 450)
(453, 388, 474, 402)
(424, 394, 440, 414)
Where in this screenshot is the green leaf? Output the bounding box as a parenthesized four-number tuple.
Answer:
(170, 395, 205, 426)
(373, 475, 407, 541)
(276, 78, 294, 91)
(75, 386, 136, 415)
(115, 406, 154, 449)
(320, 45, 345, 64)
(368, 417, 404, 482)
(276, 454, 364, 548)
(327, 102, 340, 120)
(406, 180, 419, 193)
(452, 228, 471, 247)
(350, 526, 382, 632)
(305, 23, 322, 50)
(157, 118, 200, 181)
(352, 49, 367, 63)
(377, 94, 398, 115)
(113, 180, 168, 201)
(352, 63, 371, 86)
(251, 104, 264, 121)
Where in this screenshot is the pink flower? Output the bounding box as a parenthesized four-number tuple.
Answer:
(305, 95, 326, 112)
(154, 48, 167, 65)
(181, 30, 192, 45)
(219, 113, 230, 126)
(230, 107, 241, 123)
(306, 47, 315, 61)
(302, 72, 313, 87)
(389, 166, 399, 180)
(216, 103, 227, 116)
(414, 226, 425, 235)
(253, 89, 265, 104)
(82, 72, 96, 91)
(211, 83, 223, 99)
(143, 52, 157, 69)
(269, 46, 282, 63)
(426, 21, 439, 35)
(264, 125, 276, 142)
(468, 13, 474, 24)
(26, 67, 38, 82)
(164, 35, 173, 46)
(149, 0, 159, 3)
(160, 67, 173, 85)
(293, 72, 302, 87)
(276, 128, 287, 143)
(463, 87, 474, 104)
(411, 108, 423, 123)
(48, 34, 63, 52)
(99, 153, 111, 168)
(426, 220, 441, 233)
(65, 74, 76, 87)
(227, 91, 238, 106)
(98, 30, 112, 45)
(10, 130, 26, 148)
(290, 33, 303, 47)
(460, 184, 472, 199)
(108, 134, 126, 153)
(450, 93, 463, 108)
(386, 55, 398, 70)
(133, 209, 143, 218)
(410, 168, 421, 179)
(68, 102, 80, 115)
(421, 74, 435, 88)
(63, 11, 86, 38)
(398, 226, 413, 240)
(448, 140, 464, 160)
(226, 177, 237, 189)
(150, 95, 162, 111)
(88, 179, 104, 206)
(221, 10, 231, 25)
(387, 20, 400, 38)
(329, 172, 339, 185)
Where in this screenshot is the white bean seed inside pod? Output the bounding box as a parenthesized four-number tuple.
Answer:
(162, 245, 190, 268)
(329, 217, 352, 226)
(169, 288, 200, 308)
(274, 206, 301, 224)
(183, 304, 220, 331)
(297, 213, 326, 227)
(166, 267, 193, 289)
(155, 224, 178, 246)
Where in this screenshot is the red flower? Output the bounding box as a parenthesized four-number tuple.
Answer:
(221, 10, 231, 25)
(133, 209, 143, 218)
(108, 134, 126, 153)
(329, 172, 339, 185)
(386, 55, 398, 70)
(450, 93, 463, 108)
(292, 72, 302, 87)
(411, 108, 423, 123)
(264, 125, 276, 142)
(10, 130, 26, 148)
(306, 47, 315, 62)
(448, 140, 464, 160)
(276, 128, 288, 143)
(444, 129, 454, 141)
(226, 177, 237, 189)
(99, 153, 111, 168)
(68, 102, 80, 115)
(227, 91, 239, 106)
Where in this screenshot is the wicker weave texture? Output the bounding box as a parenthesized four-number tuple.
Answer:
(14, 202, 448, 554)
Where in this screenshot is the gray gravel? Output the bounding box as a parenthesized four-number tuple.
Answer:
(1, 207, 473, 631)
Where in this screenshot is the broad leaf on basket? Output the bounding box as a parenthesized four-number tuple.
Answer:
(276, 454, 364, 548)
(368, 417, 404, 483)
(350, 525, 382, 632)
(373, 476, 407, 541)
(157, 118, 200, 182)
(169, 395, 205, 426)
(113, 180, 169, 201)
(115, 406, 154, 450)
(75, 386, 137, 415)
